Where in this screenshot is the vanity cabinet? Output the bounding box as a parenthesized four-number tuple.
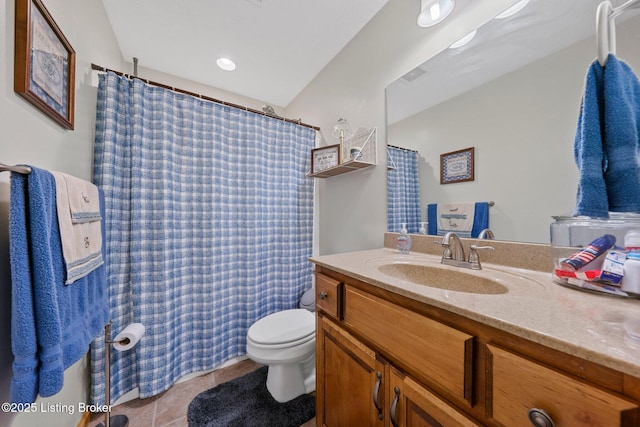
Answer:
(314, 267, 640, 427)
(316, 271, 479, 426)
(317, 313, 476, 427)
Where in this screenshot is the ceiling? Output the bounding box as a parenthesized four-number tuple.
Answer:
(387, 0, 640, 125)
(102, 0, 389, 108)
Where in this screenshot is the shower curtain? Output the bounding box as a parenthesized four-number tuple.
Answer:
(387, 146, 421, 233)
(90, 72, 316, 404)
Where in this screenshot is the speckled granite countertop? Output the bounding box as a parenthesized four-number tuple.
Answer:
(310, 243, 640, 378)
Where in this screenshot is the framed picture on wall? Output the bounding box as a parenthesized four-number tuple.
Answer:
(14, 0, 76, 129)
(311, 144, 341, 173)
(440, 147, 474, 184)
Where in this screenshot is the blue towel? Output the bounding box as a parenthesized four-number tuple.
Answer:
(573, 54, 640, 218)
(9, 167, 109, 403)
(427, 202, 489, 238)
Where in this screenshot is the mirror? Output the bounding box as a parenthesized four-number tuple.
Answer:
(386, 0, 640, 243)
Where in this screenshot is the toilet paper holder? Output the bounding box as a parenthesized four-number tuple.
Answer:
(97, 321, 145, 427)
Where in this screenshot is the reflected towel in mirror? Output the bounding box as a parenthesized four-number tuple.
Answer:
(427, 202, 490, 238)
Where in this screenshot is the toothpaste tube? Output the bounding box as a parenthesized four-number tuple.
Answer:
(560, 234, 616, 271)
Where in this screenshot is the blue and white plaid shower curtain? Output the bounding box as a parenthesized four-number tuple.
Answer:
(90, 72, 316, 404)
(387, 146, 421, 233)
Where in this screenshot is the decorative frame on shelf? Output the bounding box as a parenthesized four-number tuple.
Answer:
(14, 0, 75, 129)
(440, 147, 474, 184)
(311, 144, 341, 174)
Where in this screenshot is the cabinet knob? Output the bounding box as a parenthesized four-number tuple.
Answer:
(528, 408, 555, 427)
(319, 291, 328, 300)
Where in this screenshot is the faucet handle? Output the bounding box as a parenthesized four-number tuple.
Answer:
(470, 245, 494, 251)
(468, 245, 494, 269)
(434, 238, 452, 259)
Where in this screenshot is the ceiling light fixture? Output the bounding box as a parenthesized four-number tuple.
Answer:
(216, 57, 236, 71)
(417, 0, 455, 28)
(494, 0, 530, 19)
(449, 29, 478, 49)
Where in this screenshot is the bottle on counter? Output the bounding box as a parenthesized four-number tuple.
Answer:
(397, 222, 412, 254)
(419, 222, 427, 235)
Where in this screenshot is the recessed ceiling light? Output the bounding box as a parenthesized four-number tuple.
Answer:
(494, 0, 530, 19)
(417, 0, 455, 28)
(449, 29, 478, 49)
(216, 57, 236, 71)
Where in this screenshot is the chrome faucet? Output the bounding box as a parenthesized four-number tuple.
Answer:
(438, 232, 494, 270)
(478, 228, 495, 240)
(441, 232, 466, 263)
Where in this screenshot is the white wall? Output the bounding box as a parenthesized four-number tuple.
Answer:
(287, 0, 515, 255)
(0, 1, 273, 425)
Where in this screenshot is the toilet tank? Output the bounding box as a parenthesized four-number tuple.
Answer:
(299, 288, 315, 311)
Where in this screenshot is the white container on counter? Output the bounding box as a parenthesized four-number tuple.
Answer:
(622, 252, 640, 295)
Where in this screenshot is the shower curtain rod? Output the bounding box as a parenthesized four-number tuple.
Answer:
(91, 63, 320, 131)
(0, 163, 32, 174)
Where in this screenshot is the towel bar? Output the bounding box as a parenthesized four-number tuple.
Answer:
(596, 0, 640, 66)
(0, 163, 31, 174)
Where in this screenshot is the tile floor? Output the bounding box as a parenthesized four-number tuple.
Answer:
(88, 358, 316, 427)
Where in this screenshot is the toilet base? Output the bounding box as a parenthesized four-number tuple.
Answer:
(265, 353, 316, 403)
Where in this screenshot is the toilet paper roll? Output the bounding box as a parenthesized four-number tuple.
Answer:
(113, 323, 145, 351)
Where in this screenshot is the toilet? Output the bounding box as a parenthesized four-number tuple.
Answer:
(246, 307, 316, 403)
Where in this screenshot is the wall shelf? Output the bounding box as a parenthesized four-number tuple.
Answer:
(307, 127, 377, 179)
(307, 158, 375, 178)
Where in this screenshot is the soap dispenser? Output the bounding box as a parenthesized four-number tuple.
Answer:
(397, 223, 412, 254)
(419, 222, 427, 235)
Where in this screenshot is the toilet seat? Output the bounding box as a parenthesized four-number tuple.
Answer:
(247, 309, 315, 348)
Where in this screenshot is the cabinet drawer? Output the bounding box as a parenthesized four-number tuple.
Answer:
(488, 344, 640, 426)
(316, 273, 341, 318)
(344, 285, 474, 404)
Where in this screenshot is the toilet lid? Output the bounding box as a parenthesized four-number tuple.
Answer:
(248, 309, 315, 345)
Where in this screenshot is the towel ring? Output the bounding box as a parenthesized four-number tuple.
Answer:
(596, 0, 616, 66)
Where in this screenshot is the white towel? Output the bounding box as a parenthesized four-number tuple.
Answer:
(52, 172, 103, 284)
(59, 173, 102, 223)
(436, 202, 475, 237)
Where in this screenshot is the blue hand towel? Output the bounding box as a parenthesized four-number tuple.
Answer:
(573, 54, 640, 218)
(9, 167, 109, 403)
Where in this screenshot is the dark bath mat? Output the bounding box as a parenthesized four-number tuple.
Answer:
(187, 366, 315, 427)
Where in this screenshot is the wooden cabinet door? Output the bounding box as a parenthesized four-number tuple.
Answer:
(388, 366, 481, 427)
(317, 313, 386, 427)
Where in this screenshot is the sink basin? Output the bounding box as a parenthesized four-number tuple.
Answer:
(377, 263, 509, 294)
